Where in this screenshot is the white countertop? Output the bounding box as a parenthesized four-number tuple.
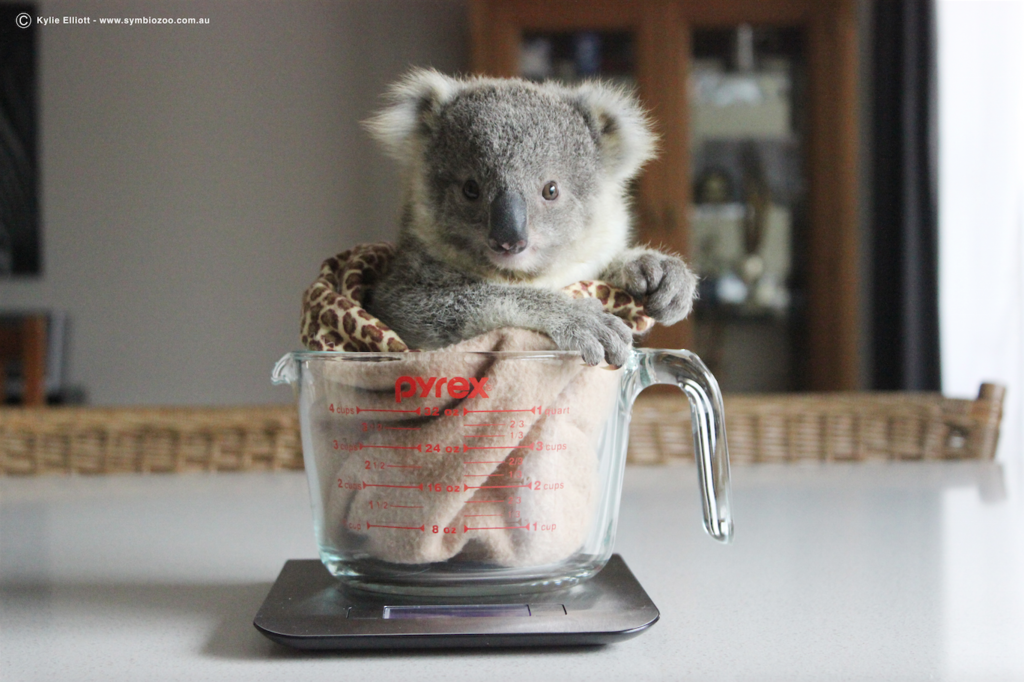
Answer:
(2, 462, 1023, 681)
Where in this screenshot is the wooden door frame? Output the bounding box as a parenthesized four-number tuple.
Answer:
(469, 0, 860, 390)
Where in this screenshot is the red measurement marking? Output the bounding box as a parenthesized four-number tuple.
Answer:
(362, 482, 424, 490)
(385, 426, 421, 431)
(362, 444, 423, 452)
(464, 434, 504, 438)
(367, 522, 425, 531)
(463, 483, 531, 491)
(463, 445, 510, 451)
(384, 464, 422, 469)
(464, 524, 530, 532)
(464, 423, 504, 427)
(390, 504, 423, 509)
(357, 407, 420, 415)
(464, 407, 537, 415)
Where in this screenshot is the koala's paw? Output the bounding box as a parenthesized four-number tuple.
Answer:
(613, 252, 697, 326)
(549, 298, 633, 367)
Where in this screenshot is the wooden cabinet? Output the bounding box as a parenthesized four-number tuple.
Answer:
(470, 0, 860, 391)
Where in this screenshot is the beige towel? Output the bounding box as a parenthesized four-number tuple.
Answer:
(315, 329, 621, 566)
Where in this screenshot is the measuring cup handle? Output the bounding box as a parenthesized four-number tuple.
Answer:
(628, 348, 733, 543)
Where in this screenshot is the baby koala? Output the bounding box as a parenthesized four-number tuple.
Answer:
(364, 69, 697, 366)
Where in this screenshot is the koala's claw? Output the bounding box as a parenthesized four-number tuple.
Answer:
(549, 298, 632, 367)
(616, 252, 697, 326)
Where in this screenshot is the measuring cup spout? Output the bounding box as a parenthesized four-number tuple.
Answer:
(626, 348, 733, 543)
(272, 353, 300, 386)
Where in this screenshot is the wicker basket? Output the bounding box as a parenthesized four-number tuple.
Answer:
(627, 383, 1005, 465)
(0, 406, 302, 475)
(0, 384, 1004, 475)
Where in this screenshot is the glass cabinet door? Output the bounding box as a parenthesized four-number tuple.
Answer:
(689, 25, 807, 392)
(472, 0, 861, 391)
(519, 30, 635, 86)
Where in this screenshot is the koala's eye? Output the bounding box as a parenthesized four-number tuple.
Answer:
(542, 181, 559, 201)
(462, 179, 480, 201)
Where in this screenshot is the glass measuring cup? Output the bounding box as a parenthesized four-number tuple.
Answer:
(272, 347, 731, 596)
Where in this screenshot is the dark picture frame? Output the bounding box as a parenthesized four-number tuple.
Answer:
(0, 2, 41, 277)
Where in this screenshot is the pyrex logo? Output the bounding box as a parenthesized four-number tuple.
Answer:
(394, 376, 489, 403)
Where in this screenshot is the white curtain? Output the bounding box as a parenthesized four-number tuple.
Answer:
(938, 0, 1024, 477)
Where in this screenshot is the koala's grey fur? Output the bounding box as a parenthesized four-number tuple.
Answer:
(363, 69, 697, 365)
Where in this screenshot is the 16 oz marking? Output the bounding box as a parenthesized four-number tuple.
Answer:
(427, 483, 462, 493)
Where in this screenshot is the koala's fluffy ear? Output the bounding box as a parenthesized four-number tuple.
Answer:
(572, 83, 658, 185)
(364, 68, 459, 163)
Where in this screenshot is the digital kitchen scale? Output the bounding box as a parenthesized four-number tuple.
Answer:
(253, 554, 659, 649)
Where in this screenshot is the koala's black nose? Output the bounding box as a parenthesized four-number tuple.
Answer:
(488, 191, 528, 255)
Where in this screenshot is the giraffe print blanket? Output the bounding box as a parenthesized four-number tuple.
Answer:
(300, 243, 654, 353)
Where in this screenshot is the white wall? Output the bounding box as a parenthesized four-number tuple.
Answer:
(0, 0, 467, 405)
(937, 0, 1024, 472)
